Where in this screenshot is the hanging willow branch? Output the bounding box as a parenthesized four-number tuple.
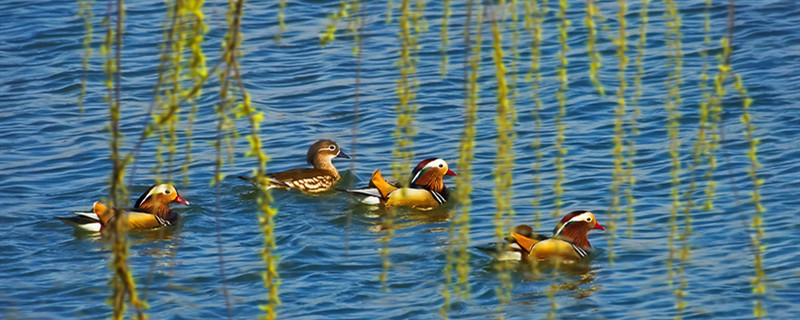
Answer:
(509, 0, 520, 109)
(606, 0, 629, 265)
(525, 0, 547, 238)
(720, 1, 767, 317)
(101, 0, 147, 318)
(275, 0, 287, 40)
(319, 1, 349, 45)
(662, 0, 687, 317)
(442, 2, 481, 317)
(77, 0, 94, 113)
(585, 0, 604, 96)
(626, 0, 648, 238)
(382, 0, 420, 290)
(552, 0, 570, 219)
(455, 0, 479, 300)
(222, 0, 281, 317)
(488, 5, 515, 317)
(439, 0, 451, 77)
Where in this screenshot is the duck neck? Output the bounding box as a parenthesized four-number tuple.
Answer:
(557, 228, 591, 249)
(313, 156, 339, 179)
(412, 176, 447, 199)
(138, 202, 172, 220)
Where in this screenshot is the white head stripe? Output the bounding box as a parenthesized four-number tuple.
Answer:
(553, 212, 594, 236)
(412, 159, 448, 184)
(426, 159, 447, 169)
(411, 171, 421, 183)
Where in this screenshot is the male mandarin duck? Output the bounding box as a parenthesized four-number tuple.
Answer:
(56, 183, 190, 232)
(346, 158, 457, 209)
(239, 139, 351, 193)
(503, 210, 605, 262)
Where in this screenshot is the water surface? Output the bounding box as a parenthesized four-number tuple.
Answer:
(1, 0, 799, 319)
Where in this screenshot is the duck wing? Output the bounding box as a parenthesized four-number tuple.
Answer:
(241, 168, 338, 193)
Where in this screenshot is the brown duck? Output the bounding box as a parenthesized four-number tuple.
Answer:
(239, 139, 351, 193)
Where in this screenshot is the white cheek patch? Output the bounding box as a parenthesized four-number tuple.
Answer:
(150, 185, 170, 197)
(570, 212, 594, 223)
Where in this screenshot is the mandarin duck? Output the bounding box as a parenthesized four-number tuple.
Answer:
(503, 210, 605, 262)
(239, 139, 350, 193)
(56, 183, 190, 232)
(346, 158, 457, 209)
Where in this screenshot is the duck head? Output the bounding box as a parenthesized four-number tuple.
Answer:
(409, 158, 457, 193)
(552, 210, 605, 249)
(134, 184, 189, 217)
(306, 139, 350, 171)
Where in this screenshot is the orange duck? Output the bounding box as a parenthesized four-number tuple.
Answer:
(239, 139, 350, 193)
(504, 210, 605, 262)
(56, 183, 189, 232)
(346, 158, 457, 210)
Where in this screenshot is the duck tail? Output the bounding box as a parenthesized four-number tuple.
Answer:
(239, 175, 286, 188)
(511, 231, 540, 252)
(343, 187, 384, 198)
(55, 207, 103, 232)
(92, 202, 113, 226)
(368, 170, 396, 199)
(477, 243, 524, 261)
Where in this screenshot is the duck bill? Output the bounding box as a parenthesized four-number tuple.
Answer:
(593, 222, 605, 230)
(337, 150, 351, 159)
(174, 195, 190, 205)
(445, 169, 457, 176)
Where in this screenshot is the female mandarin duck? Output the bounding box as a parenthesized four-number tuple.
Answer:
(504, 210, 605, 262)
(56, 183, 190, 232)
(346, 158, 457, 209)
(239, 139, 351, 193)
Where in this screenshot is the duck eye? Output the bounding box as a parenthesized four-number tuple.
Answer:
(586, 217, 592, 222)
(329, 145, 336, 150)
(165, 190, 171, 195)
(438, 164, 444, 168)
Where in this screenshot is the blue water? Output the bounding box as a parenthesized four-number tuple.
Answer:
(1, 0, 799, 318)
